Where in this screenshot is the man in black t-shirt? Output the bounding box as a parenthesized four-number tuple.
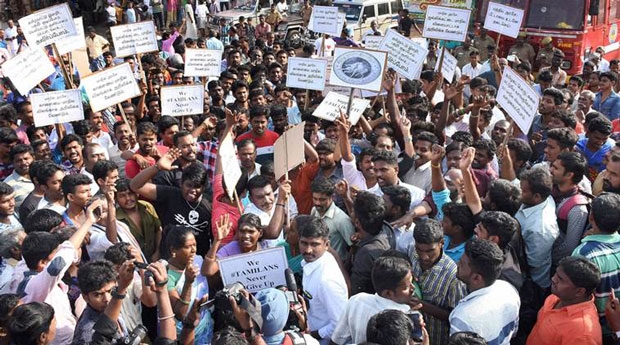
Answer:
(398, 9, 413, 37)
(130, 149, 213, 256)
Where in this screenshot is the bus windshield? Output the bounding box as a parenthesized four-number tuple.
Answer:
(335, 3, 363, 22)
(525, 0, 585, 30)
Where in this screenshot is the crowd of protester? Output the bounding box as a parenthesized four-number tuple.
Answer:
(3, 0, 620, 345)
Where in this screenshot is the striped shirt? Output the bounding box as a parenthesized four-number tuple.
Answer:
(572, 232, 620, 334)
(410, 252, 467, 345)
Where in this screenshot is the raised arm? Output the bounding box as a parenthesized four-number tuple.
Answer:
(201, 214, 232, 277)
(130, 149, 181, 201)
(459, 147, 483, 215)
(262, 181, 292, 239)
(335, 112, 353, 162)
(430, 144, 446, 192)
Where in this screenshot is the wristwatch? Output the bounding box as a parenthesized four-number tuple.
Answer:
(111, 287, 126, 300)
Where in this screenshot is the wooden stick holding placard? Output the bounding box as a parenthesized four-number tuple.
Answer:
(284, 144, 290, 228)
(345, 88, 355, 119)
(437, 45, 446, 89)
(117, 103, 130, 128)
(495, 33, 502, 51)
(232, 189, 243, 214)
(304, 89, 310, 110)
(320, 34, 326, 57)
(137, 53, 146, 82)
(52, 43, 74, 89)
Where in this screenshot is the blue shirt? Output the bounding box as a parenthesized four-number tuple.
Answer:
(593, 91, 620, 121)
(443, 236, 468, 263)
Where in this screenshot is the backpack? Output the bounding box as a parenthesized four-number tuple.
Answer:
(556, 192, 592, 235)
(282, 331, 307, 345)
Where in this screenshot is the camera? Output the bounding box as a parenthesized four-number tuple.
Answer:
(278, 268, 304, 332)
(115, 325, 147, 345)
(220, 282, 245, 305)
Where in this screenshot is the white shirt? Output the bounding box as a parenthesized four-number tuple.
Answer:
(402, 161, 432, 194)
(246, 197, 298, 248)
(340, 157, 381, 195)
(462, 62, 485, 98)
(330, 293, 414, 345)
(449, 280, 520, 345)
(88, 222, 146, 261)
(276, 1, 288, 14)
(20, 241, 79, 345)
(514, 196, 559, 288)
(195, 4, 209, 18)
(36, 197, 67, 215)
(314, 37, 336, 56)
(376, 180, 425, 211)
(92, 131, 114, 155)
(302, 252, 348, 345)
(4, 26, 18, 55)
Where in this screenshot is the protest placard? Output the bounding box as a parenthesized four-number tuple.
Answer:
(219, 132, 242, 200)
(110, 21, 158, 57)
(286, 57, 327, 91)
(422, 5, 471, 42)
(18, 3, 77, 47)
(160, 85, 205, 116)
(364, 35, 384, 50)
(329, 47, 386, 92)
(184, 48, 221, 77)
(81, 63, 142, 112)
(313, 91, 371, 125)
(1, 48, 55, 95)
(435, 49, 458, 82)
(308, 6, 341, 36)
(30, 89, 84, 127)
(378, 30, 427, 80)
(496, 67, 539, 134)
(483, 2, 524, 38)
(219, 247, 289, 292)
(274, 122, 306, 181)
(56, 17, 86, 55)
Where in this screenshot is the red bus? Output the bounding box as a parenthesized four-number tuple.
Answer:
(475, 0, 620, 75)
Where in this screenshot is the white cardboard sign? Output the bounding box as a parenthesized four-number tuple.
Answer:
(309, 6, 341, 36)
(219, 247, 288, 292)
(286, 57, 327, 91)
(1, 48, 55, 95)
(18, 3, 77, 47)
(184, 48, 222, 77)
(483, 2, 524, 39)
(274, 122, 306, 181)
(379, 30, 427, 80)
(160, 85, 205, 116)
(219, 132, 242, 200)
(313, 91, 371, 125)
(329, 47, 387, 92)
(496, 67, 539, 134)
(81, 63, 142, 112)
(434, 49, 458, 83)
(57, 17, 86, 55)
(364, 35, 384, 50)
(31, 89, 84, 127)
(110, 21, 158, 57)
(422, 5, 471, 42)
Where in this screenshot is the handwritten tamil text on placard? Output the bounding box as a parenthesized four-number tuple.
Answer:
(1, 48, 55, 95)
(31, 89, 84, 127)
(286, 57, 327, 91)
(484, 2, 524, 39)
(422, 5, 471, 42)
(496, 67, 539, 134)
(160, 85, 205, 116)
(81, 63, 142, 112)
(184, 48, 222, 77)
(110, 21, 158, 57)
(19, 3, 77, 47)
(379, 30, 427, 80)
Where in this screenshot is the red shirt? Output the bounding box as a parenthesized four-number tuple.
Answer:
(125, 152, 156, 179)
(211, 174, 242, 246)
(235, 130, 279, 165)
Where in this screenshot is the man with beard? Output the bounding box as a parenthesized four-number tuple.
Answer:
(130, 149, 213, 256)
(573, 193, 620, 342)
(298, 215, 348, 345)
(372, 150, 425, 209)
(125, 122, 159, 179)
(245, 175, 292, 248)
(108, 121, 138, 180)
(602, 151, 620, 194)
(227, 80, 250, 114)
(153, 131, 198, 188)
(208, 80, 226, 110)
(310, 178, 354, 260)
(4, 144, 34, 213)
(549, 152, 590, 270)
(60, 134, 85, 175)
(235, 105, 279, 165)
(81, 143, 107, 195)
(145, 96, 162, 124)
(449, 239, 520, 344)
(0, 182, 21, 231)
